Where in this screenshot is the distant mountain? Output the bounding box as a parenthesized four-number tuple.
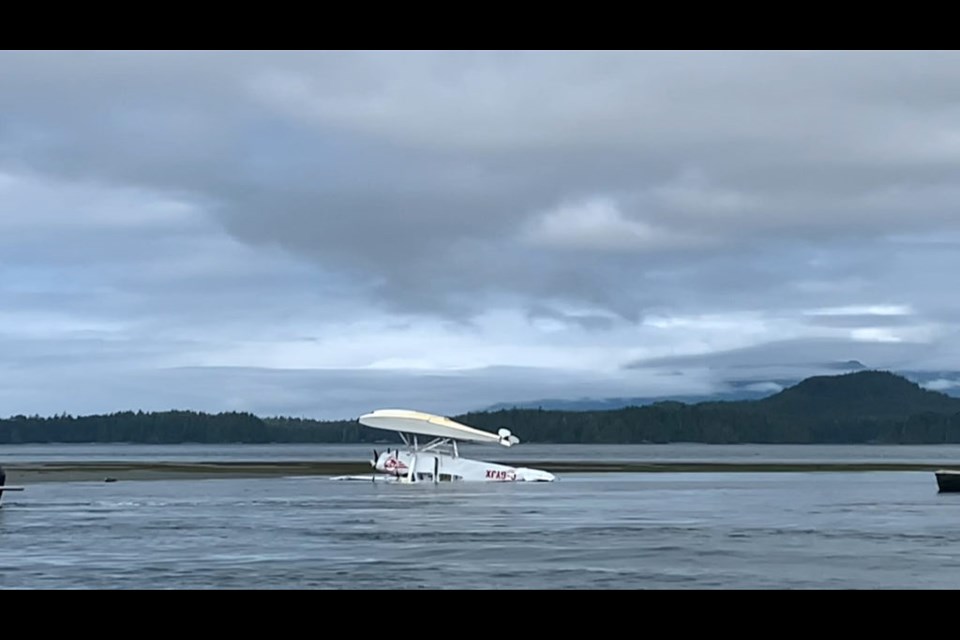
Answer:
(757, 370, 960, 420)
(826, 359, 867, 371)
(462, 370, 960, 444)
(484, 388, 780, 412)
(484, 367, 960, 412)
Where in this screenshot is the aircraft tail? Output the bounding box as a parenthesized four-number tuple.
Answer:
(497, 428, 520, 446)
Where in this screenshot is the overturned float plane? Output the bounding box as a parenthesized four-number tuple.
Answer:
(332, 409, 556, 483)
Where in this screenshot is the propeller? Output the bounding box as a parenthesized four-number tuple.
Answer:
(371, 449, 379, 468)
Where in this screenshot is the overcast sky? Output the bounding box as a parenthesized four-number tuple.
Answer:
(3, 50, 960, 419)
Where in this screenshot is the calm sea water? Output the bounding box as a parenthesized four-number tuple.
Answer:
(2, 444, 960, 589)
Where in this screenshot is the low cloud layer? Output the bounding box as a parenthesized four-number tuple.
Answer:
(3, 51, 960, 418)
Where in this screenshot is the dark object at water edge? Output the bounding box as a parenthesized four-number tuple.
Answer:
(0, 464, 25, 506)
(935, 470, 960, 493)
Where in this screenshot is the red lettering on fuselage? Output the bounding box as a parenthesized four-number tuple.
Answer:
(485, 469, 516, 481)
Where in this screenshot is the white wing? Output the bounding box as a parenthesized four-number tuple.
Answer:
(358, 409, 520, 446)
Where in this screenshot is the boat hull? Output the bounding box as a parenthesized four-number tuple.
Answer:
(935, 470, 960, 493)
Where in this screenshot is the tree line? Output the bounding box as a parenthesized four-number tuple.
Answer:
(4, 371, 960, 444)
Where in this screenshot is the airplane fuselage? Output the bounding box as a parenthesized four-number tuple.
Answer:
(372, 449, 555, 483)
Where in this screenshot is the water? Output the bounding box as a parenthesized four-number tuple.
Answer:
(2, 445, 960, 589)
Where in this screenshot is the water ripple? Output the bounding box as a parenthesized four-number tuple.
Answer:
(3, 470, 959, 588)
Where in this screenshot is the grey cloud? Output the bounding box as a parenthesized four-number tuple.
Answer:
(623, 337, 947, 380)
(0, 364, 717, 421)
(802, 314, 917, 329)
(922, 378, 960, 392)
(525, 304, 616, 332)
(6, 51, 960, 323)
(6, 52, 960, 416)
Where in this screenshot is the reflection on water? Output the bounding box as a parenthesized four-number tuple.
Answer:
(2, 470, 960, 588)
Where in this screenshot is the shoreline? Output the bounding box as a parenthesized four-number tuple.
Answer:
(4, 460, 960, 484)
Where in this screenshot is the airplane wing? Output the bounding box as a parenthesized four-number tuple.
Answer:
(359, 409, 520, 446)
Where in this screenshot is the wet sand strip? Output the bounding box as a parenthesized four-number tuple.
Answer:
(3, 460, 960, 483)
